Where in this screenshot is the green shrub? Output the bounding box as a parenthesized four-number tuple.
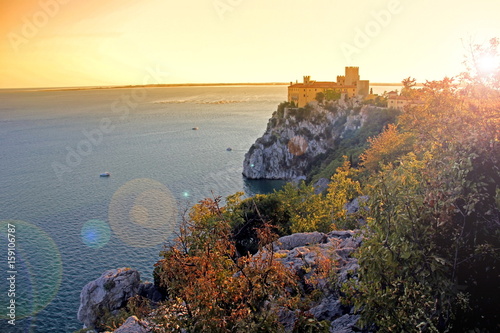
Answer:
(344, 64, 500, 331)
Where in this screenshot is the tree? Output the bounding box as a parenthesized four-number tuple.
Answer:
(360, 123, 415, 174)
(153, 196, 332, 332)
(154, 197, 298, 332)
(344, 152, 453, 332)
(324, 89, 341, 101)
(401, 76, 417, 97)
(325, 158, 363, 230)
(315, 92, 325, 104)
(274, 182, 333, 233)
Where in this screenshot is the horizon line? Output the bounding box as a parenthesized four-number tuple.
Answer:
(1, 81, 411, 92)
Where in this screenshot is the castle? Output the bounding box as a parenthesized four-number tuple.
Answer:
(287, 67, 369, 107)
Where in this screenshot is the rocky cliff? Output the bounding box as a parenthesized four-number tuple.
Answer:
(242, 100, 377, 180)
(79, 231, 366, 333)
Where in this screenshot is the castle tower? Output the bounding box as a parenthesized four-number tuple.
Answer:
(303, 76, 311, 84)
(344, 67, 360, 86)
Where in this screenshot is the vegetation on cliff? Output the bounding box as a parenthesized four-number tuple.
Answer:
(95, 39, 499, 332)
(243, 98, 399, 181)
(346, 38, 499, 332)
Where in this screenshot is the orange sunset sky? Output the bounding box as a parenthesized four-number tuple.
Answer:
(1, 0, 499, 89)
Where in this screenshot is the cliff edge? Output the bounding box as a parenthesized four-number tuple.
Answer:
(242, 100, 378, 180)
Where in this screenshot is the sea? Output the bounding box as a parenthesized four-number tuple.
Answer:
(0, 84, 395, 332)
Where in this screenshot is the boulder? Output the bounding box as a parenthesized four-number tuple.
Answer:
(275, 232, 328, 251)
(314, 177, 330, 194)
(329, 314, 362, 333)
(327, 230, 357, 239)
(278, 308, 297, 332)
(113, 316, 151, 333)
(78, 268, 141, 329)
(267, 230, 366, 330)
(137, 281, 164, 303)
(345, 196, 369, 214)
(308, 295, 344, 321)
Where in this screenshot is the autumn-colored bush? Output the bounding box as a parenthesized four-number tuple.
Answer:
(152, 197, 331, 332)
(344, 39, 500, 332)
(360, 123, 414, 173)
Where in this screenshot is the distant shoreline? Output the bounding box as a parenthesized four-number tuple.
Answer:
(3, 83, 288, 92)
(2, 82, 419, 93)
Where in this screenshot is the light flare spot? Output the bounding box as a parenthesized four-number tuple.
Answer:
(81, 219, 111, 249)
(109, 178, 178, 247)
(477, 53, 498, 74)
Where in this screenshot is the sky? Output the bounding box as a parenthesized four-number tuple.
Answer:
(0, 0, 499, 89)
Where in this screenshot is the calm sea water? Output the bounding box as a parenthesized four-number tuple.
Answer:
(0, 86, 288, 332)
(0, 84, 396, 332)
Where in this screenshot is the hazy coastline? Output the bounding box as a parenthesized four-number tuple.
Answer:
(1, 81, 425, 93)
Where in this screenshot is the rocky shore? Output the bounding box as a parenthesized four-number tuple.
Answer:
(78, 231, 367, 333)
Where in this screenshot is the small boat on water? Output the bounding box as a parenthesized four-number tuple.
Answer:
(226, 147, 232, 151)
(100, 172, 110, 177)
(192, 127, 199, 130)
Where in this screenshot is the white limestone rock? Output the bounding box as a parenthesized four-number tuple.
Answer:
(113, 316, 151, 333)
(78, 268, 141, 330)
(275, 231, 328, 251)
(242, 103, 375, 180)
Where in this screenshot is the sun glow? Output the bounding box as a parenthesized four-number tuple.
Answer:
(477, 53, 499, 74)
(2, 1, 500, 88)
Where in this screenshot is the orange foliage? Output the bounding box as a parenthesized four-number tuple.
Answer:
(360, 123, 414, 173)
(154, 198, 300, 332)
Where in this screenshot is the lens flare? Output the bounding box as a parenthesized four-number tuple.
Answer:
(0, 220, 62, 320)
(109, 178, 178, 248)
(81, 219, 111, 249)
(477, 53, 498, 74)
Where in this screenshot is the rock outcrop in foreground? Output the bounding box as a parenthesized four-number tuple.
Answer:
(113, 315, 150, 333)
(78, 267, 162, 332)
(79, 231, 366, 332)
(243, 101, 377, 180)
(78, 268, 141, 329)
(271, 230, 364, 332)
